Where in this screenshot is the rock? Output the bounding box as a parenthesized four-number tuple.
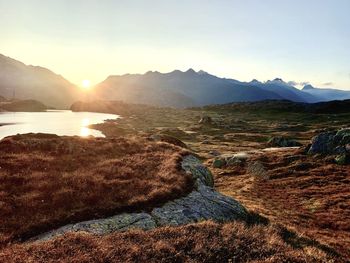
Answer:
(308, 128, 350, 155)
(335, 153, 350, 165)
(212, 153, 249, 168)
(308, 131, 336, 154)
(32, 155, 247, 242)
(212, 158, 226, 168)
(228, 152, 249, 162)
(247, 161, 268, 181)
(199, 115, 212, 125)
(149, 134, 187, 148)
(336, 129, 350, 145)
(226, 158, 242, 167)
(33, 213, 156, 241)
(208, 150, 221, 157)
(267, 136, 302, 147)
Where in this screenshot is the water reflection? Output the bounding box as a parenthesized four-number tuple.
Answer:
(82, 118, 90, 127)
(0, 110, 119, 139)
(80, 127, 90, 137)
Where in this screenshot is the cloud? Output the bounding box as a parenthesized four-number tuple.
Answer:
(287, 81, 309, 87)
(322, 82, 333, 86)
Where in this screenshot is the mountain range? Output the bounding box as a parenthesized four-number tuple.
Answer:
(302, 84, 350, 102)
(0, 54, 79, 108)
(94, 69, 350, 107)
(1, 53, 350, 108)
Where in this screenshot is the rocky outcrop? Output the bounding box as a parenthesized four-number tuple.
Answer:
(32, 155, 247, 242)
(308, 128, 350, 165)
(212, 153, 249, 168)
(199, 115, 212, 125)
(267, 136, 302, 147)
(308, 128, 350, 155)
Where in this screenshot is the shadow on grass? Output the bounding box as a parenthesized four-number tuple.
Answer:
(246, 211, 340, 258)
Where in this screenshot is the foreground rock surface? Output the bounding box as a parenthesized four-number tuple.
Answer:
(33, 155, 247, 241)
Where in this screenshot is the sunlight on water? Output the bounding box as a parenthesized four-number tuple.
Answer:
(82, 117, 90, 127)
(0, 110, 119, 139)
(80, 127, 90, 137)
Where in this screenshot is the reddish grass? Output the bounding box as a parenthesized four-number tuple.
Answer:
(215, 149, 350, 259)
(0, 221, 336, 263)
(0, 133, 193, 246)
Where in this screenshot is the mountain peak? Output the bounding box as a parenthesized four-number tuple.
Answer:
(186, 68, 196, 74)
(265, 78, 289, 86)
(145, 70, 160, 75)
(302, 84, 315, 90)
(197, 70, 208, 75)
(250, 79, 262, 85)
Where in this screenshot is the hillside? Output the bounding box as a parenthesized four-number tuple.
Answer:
(199, 99, 350, 114)
(302, 84, 350, 101)
(249, 78, 319, 102)
(0, 97, 48, 112)
(0, 54, 79, 108)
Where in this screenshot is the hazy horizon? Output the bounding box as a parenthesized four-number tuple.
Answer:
(1, 0, 349, 90)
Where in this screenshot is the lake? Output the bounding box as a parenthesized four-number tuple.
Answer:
(0, 110, 119, 139)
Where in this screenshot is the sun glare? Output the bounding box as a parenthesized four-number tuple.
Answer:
(82, 79, 91, 89)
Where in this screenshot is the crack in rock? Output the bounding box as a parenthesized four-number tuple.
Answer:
(32, 155, 248, 242)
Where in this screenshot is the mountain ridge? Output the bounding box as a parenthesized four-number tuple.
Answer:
(0, 53, 79, 108)
(1, 53, 350, 109)
(95, 69, 286, 107)
(302, 84, 350, 101)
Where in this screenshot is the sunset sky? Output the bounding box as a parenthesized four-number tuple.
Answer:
(1, 0, 349, 89)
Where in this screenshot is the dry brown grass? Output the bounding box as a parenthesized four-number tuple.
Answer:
(0, 133, 193, 246)
(215, 149, 350, 259)
(0, 221, 336, 263)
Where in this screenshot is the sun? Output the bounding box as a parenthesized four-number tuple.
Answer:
(81, 79, 91, 89)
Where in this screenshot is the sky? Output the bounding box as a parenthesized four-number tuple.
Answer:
(0, 0, 349, 89)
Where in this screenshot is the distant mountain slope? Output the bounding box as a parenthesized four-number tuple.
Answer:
(95, 69, 284, 107)
(0, 99, 48, 112)
(248, 78, 319, 103)
(95, 72, 196, 108)
(0, 54, 79, 108)
(302, 85, 350, 102)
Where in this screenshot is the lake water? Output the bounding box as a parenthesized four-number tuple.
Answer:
(0, 110, 120, 139)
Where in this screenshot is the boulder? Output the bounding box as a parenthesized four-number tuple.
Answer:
(199, 115, 212, 125)
(212, 153, 248, 168)
(208, 150, 221, 157)
(308, 128, 350, 155)
(335, 153, 350, 165)
(308, 131, 336, 154)
(212, 158, 226, 168)
(267, 136, 302, 147)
